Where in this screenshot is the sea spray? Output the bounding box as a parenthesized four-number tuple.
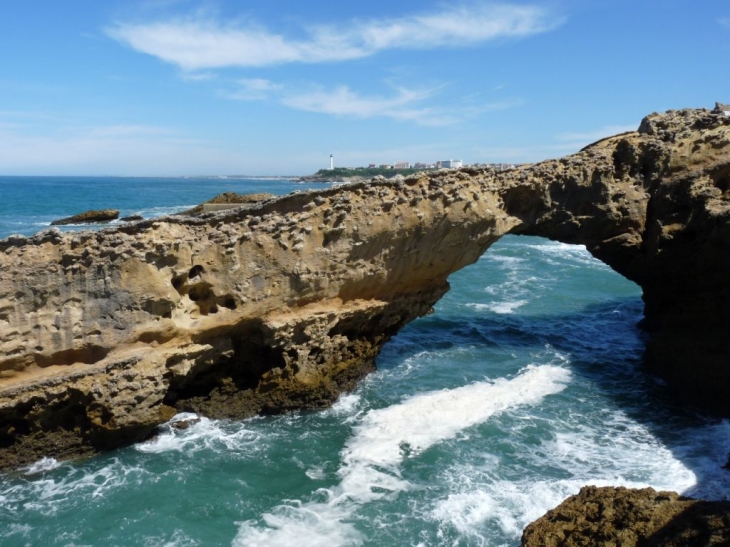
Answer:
(233, 365, 571, 546)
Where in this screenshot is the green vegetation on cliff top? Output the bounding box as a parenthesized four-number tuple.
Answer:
(309, 167, 433, 179)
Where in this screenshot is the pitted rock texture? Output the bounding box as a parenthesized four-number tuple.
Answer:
(0, 105, 728, 470)
(521, 486, 730, 547)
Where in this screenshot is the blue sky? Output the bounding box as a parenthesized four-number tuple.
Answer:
(1, 0, 728, 175)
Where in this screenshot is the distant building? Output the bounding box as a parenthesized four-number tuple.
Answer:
(394, 161, 411, 169)
(470, 162, 519, 171)
(440, 159, 463, 169)
(368, 163, 377, 168)
(329, 154, 334, 170)
(379, 164, 393, 169)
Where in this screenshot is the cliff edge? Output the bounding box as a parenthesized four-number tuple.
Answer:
(0, 105, 728, 471)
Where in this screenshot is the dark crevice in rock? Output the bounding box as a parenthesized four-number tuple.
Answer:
(34, 345, 110, 368)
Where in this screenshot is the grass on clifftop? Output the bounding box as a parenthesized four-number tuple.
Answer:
(312, 167, 434, 178)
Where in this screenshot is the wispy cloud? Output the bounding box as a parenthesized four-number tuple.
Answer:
(107, 3, 564, 71)
(86, 124, 175, 137)
(179, 71, 217, 82)
(281, 85, 437, 122)
(719, 18, 730, 30)
(223, 81, 520, 125)
(222, 78, 284, 101)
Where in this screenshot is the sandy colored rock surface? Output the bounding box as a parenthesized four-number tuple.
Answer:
(0, 105, 728, 472)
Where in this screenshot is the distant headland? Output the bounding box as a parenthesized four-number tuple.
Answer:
(298, 162, 520, 182)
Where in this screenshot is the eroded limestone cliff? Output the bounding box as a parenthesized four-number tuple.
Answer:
(0, 105, 728, 470)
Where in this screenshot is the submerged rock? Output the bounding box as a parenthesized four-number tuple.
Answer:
(50, 209, 119, 225)
(169, 417, 201, 430)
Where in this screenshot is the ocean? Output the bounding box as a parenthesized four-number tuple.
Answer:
(1, 176, 729, 547)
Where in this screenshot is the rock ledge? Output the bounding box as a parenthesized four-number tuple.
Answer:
(522, 486, 730, 547)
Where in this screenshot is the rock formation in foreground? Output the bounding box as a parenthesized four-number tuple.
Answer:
(0, 105, 728, 471)
(521, 486, 730, 547)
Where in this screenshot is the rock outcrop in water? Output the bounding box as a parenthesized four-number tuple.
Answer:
(50, 209, 120, 226)
(0, 105, 729, 471)
(521, 486, 730, 546)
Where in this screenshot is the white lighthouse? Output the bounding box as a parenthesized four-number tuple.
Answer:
(330, 154, 334, 170)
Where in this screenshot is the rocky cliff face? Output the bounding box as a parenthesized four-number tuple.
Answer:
(0, 106, 728, 470)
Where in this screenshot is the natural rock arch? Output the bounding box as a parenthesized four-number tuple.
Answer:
(0, 106, 728, 469)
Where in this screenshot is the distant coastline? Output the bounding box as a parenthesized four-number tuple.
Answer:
(298, 163, 520, 183)
(297, 166, 432, 183)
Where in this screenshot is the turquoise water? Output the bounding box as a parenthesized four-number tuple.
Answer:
(1, 177, 729, 546)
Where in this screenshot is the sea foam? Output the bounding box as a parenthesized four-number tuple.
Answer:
(233, 365, 571, 546)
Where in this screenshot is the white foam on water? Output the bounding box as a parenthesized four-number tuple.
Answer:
(234, 501, 362, 547)
(322, 393, 364, 424)
(432, 477, 654, 542)
(468, 300, 528, 314)
(481, 254, 526, 267)
(541, 410, 697, 492)
(659, 418, 730, 500)
(3, 523, 32, 538)
(23, 457, 62, 475)
(524, 241, 609, 270)
(343, 365, 570, 476)
(1, 458, 155, 518)
(429, 406, 730, 543)
(142, 529, 200, 547)
(135, 413, 260, 455)
(232, 365, 571, 547)
(483, 276, 543, 300)
(305, 466, 327, 481)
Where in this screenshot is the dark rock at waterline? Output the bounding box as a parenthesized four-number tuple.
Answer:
(521, 486, 730, 547)
(120, 215, 144, 222)
(50, 209, 119, 226)
(169, 418, 201, 430)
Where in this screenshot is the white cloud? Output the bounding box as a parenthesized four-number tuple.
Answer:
(179, 71, 217, 82)
(278, 84, 518, 126)
(107, 3, 563, 71)
(719, 17, 730, 30)
(281, 85, 433, 120)
(222, 78, 283, 101)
